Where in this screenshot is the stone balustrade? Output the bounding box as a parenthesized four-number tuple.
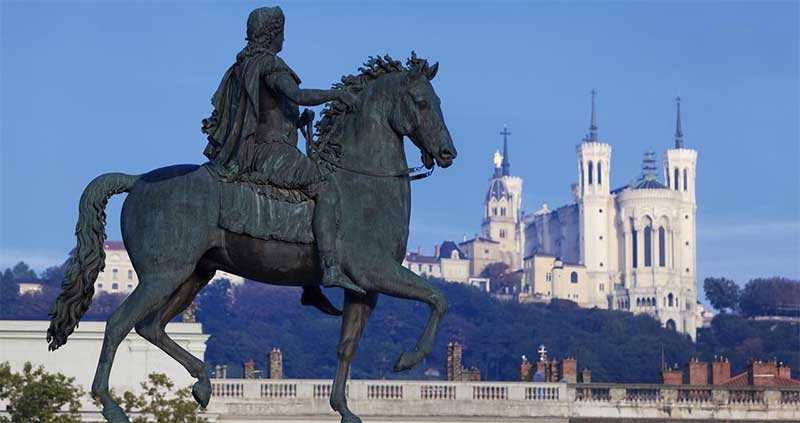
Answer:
(205, 379, 800, 422)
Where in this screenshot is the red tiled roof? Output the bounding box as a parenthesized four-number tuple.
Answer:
(104, 241, 126, 251)
(723, 372, 800, 387)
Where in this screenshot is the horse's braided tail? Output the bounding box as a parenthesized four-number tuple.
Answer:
(47, 172, 139, 351)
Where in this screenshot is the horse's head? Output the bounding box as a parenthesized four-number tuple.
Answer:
(389, 57, 457, 169)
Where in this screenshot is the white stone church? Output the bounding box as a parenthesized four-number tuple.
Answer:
(522, 93, 700, 339)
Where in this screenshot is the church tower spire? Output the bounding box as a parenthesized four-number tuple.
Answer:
(587, 89, 598, 143)
(674, 96, 684, 149)
(500, 125, 511, 176)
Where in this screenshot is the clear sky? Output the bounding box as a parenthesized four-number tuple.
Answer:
(1, 1, 798, 296)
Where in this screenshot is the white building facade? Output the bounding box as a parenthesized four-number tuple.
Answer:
(523, 94, 699, 339)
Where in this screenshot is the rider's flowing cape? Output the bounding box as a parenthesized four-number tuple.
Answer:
(201, 52, 300, 179)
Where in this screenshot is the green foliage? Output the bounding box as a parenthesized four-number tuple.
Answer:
(703, 277, 740, 312)
(739, 277, 800, 318)
(0, 269, 19, 318)
(105, 373, 207, 423)
(11, 262, 37, 281)
(0, 362, 83, 423)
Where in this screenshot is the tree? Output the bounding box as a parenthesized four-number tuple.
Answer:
(11, 261, 37, 281)
(0, 362, 83, 423)
(739, 277, 800, 318)
(703, 277, 740, 313)
(0, 269, 19, 318)
(111, 373, 208, 423)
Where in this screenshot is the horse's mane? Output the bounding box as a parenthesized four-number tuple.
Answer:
(314, 52, 428, 159)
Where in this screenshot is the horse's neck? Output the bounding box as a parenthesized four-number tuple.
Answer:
(339, 102, 406, 173)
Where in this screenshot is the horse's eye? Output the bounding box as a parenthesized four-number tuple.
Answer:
(416, 100, 428, 109)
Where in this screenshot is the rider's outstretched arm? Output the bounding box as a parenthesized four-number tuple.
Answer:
(271, 73, 349, 107)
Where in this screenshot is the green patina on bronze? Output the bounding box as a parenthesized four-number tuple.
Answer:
(47, 6, 456, 423)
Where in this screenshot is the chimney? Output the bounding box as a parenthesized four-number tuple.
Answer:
(778, 362, 792, 380)
(269, 348, 283, 379)
(661, 364, 683, 385)
(749, 359, 778, 386)
(446, 342, 463, 381)
(243, 359, 256, 379)
(549, 359, 560, 383)
(520, 356, 533, 382)
(581, 368, 592, 383)
(560, 358, 578, 383)
(711, 357, 731, 385)
(688, 358, 708, 385)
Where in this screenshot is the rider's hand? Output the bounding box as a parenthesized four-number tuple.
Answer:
(300, 108, 315, 126)
(336, 90, 357, 111)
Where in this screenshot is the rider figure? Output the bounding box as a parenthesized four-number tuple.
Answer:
(202, 6, 366, 306)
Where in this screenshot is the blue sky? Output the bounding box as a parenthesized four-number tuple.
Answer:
(1, 1, 798, 296)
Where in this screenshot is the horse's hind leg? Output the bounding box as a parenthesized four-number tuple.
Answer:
(330, 291, 377, 423)
(91, 269, 190, 423)
(134, 268, 214, 408)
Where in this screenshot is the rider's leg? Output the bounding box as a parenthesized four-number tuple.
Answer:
(312, 186, 366, 295)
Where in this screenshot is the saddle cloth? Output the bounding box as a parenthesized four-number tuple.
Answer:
(218, 179, 315, 244)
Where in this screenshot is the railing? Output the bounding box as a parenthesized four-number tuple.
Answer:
(206, 379, 800, 421)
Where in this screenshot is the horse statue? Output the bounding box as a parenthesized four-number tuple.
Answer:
(47, 53, 456, 423)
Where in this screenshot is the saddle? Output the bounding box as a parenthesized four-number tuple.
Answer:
(217, 174, 316, 244)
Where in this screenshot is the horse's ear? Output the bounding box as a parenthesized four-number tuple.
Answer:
(408, 61, 426, 81)
(426, 62, 439, 80)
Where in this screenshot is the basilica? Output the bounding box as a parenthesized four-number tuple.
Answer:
(404, 93, 702, 339)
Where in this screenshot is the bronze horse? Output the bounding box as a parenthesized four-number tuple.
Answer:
(48, 55, 456, 423)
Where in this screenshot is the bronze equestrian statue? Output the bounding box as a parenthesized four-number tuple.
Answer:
(47, 6, 456, 423)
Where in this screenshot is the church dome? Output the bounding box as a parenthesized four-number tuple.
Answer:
(487, 178, 511, 201)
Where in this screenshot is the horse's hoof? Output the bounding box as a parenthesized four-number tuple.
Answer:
(101, 402, 130, 423)
(192, 378, 212, 408)
(393, 350, 424, 372)
(341, 413, 363, 423)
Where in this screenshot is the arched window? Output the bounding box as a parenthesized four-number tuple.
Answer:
(666, 168, 670, 188)
(632, 228, 638, 268)
(636, 298, 641, 307)
(674, 168, 680, 191)
(644, 225, 652, 267)
(666, 319, 676, 331)
(668, 293, 674, 307)
(580, 164, 585, 194)
(570, 272, 579, 284)
(588, 161, 594, 185)
(683, 168, 688, 191)
(658, 227, 666, 267)
(598, 161, 603, 185)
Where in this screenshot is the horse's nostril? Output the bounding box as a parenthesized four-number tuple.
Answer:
(440, 150, 454, 160)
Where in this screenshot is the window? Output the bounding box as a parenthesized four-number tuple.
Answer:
(97, 283, 103, 289)
(492, 207, 498, 216)
(658, 227, 666, 267)
(128, 269, 133, 280)
(666, 319, 677, 331)
(500, 207, 506, 216)
(570, 272, 579, 284)
(418, 264, 422, 271)
(588, 161, 594, 185)
(112, 268, 118, 279)
(127, 284, 133, 290)
(632, 228, 638, 268)
(674, 168, 680, 191)
(599, 209, 603, 213)
(546, 272, 552, 282)
(499, 229, 506, 238)
(599, 235, 603, 240)
(666, 169, 670, 188)
(598, 161, 603, 185)
(580, 164, 585, 194)
(111, 283, 119, 290)
(683, 168, 688, 191)
(668, 293, 674, 307)
(600, 283, 604, 291)
(644, 225, 652, 267)
(599, 262, 604, 267)
(428, 265, 432, 272)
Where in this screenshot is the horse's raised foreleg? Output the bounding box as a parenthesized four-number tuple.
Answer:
(134, 269, 214, 408)
(330, 291, 377, 423)
(347, 258, 446, 372)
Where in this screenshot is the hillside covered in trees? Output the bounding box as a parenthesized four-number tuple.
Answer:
(1, 262, 797, 383)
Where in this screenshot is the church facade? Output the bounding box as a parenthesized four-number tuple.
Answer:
(521, 93, 699, 340)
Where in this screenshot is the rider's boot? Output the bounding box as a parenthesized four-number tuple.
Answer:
(320, 251, 366, 295)
(301, 286, 342, 316)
